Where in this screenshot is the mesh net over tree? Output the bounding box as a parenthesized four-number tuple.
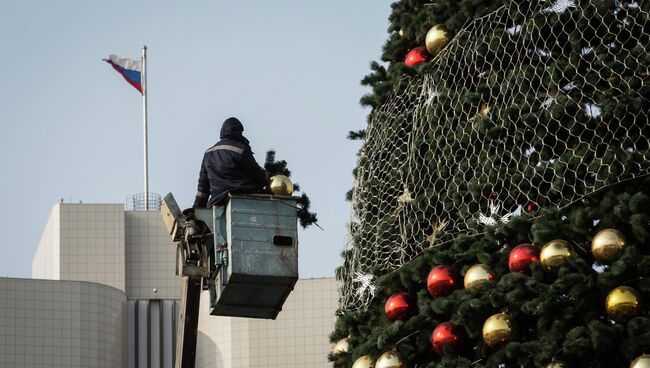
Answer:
(338, 0, 649, 315)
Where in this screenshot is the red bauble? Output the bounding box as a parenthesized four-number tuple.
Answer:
(385, 292, 416, 322)
(404, 47, 431, 67)
(431, 321, 465, 356)
(427, 265, 462, 297)
(525, 200, 539, 214)
(508, 243, 540, 273)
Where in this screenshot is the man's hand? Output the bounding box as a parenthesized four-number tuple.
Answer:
(193, 191, 209, 208)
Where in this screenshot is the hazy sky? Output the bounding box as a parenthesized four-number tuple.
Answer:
(0, 0, 394, 278)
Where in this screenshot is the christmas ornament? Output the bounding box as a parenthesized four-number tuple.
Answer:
(543, 0, 577, 13)
(482, 313, 513, 348)
(375, 351, 406, 368)
(631, 355, 650, 368)
(331, 337, 350, 356)
(399, 28, 405, 37)
(425, 25, 448, 54)
(606, 286, 642, 323)
(385, 292, 416, 322)
(427, 265, 462, 297)
(591, 228, 626, 263)
(426, 220, 449, 247)
(404, 47, 431, 67)
(478, 104, 491, 117)
(540, 239, 572, 271)
(546, 360, 568, 368)
(268, 175, 293, 195)
(525, 200, 539, 214)
(353, 272, 376, 304)
(477, 200, 516, 226)
(432, 321, 465, 356)
(508, 243, 540, 273)
(352, 355, 375, 368)
(464, 264, 495, 289)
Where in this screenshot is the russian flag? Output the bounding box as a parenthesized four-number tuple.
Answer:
(104, 54, 142, 93)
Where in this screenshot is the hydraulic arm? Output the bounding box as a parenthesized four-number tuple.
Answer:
(161, 195, 211, 368)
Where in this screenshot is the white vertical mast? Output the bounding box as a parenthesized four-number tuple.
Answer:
(142, 45, 149, 210)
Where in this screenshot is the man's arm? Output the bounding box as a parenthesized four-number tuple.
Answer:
(193, 155, 210, 208)
(240, 147, 268, 188)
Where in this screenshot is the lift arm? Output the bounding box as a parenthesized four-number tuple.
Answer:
(160, 194, 211, 368)
(175, 276, 202, 368)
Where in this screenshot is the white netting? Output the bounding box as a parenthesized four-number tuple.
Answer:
(339, 0, 650, 312)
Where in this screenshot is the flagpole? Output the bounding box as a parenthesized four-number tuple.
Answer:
(142, 45, 149, 210)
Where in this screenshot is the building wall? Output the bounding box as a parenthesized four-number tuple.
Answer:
(0, 278, 127, 368)
(32, 203, 126, 292)
(58, 204, 126, 291)
(127, 299, 180, 368)
(30, 204, 182, 368)
(125, 211, 180, 300)
(195, 277, 338, 368)
(32, 205, 60, 280)
(195, 310, 234, 368)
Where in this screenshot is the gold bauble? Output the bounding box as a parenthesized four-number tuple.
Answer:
(478, 104, 491, 117)
(631, 354, 650, 368)
(399, 28, 405, 37)
(331, 337, 350, 356)
(464, 264, 495, 289)
(482, 313, 513, 348)
(268, 175, 293, 195)
(606, 286, 642, 323)
(540, 239, 572, 271)
(352, 355, 375, 368)
(375, 351, 406, 368)
(592, 228, 626, 263)
(547, 360, 568, 368)
(425, 25, 449, 54)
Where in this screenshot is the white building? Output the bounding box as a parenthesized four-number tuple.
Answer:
(0, 202, 337, 368)
(196, 278, 338, 368)
(0, 278, 127, 368)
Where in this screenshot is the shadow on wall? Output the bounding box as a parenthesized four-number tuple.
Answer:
(196, 330, 222, 368)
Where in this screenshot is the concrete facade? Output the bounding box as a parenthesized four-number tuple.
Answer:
(32, 205, 60, 280)
(30, 204, 180, 368)
(196, 277, 338, 368)
(33, 204, 126, 291)
(127, 299, 180, 368)
(124, 211, 180, 300)
(0, 278, 127, 368)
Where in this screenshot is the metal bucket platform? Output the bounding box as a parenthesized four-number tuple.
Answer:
(209, 194, 298, 319)
(162, 193, 299, 320)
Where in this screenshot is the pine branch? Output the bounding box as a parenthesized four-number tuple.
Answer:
(347, 130, 367, 140)
(264, 150, 318, 229)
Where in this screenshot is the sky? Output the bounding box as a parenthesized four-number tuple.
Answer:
(0, 0, 394, 279)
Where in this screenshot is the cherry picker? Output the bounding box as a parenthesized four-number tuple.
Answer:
(160, 193, 299, 368)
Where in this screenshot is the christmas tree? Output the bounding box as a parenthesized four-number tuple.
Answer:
(333, 1, 650, 367)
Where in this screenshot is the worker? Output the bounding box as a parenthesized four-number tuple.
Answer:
(193, 117, 268, 208)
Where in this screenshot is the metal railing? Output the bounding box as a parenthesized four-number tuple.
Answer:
(126, 192, 162, 211)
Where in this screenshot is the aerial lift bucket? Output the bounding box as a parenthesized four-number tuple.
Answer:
(161, 193, 299, 367)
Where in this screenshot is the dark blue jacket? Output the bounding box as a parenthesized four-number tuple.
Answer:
(193, 118, 267, 208)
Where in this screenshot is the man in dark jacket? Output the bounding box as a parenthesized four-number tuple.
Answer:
(193, 117, 267, 208)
